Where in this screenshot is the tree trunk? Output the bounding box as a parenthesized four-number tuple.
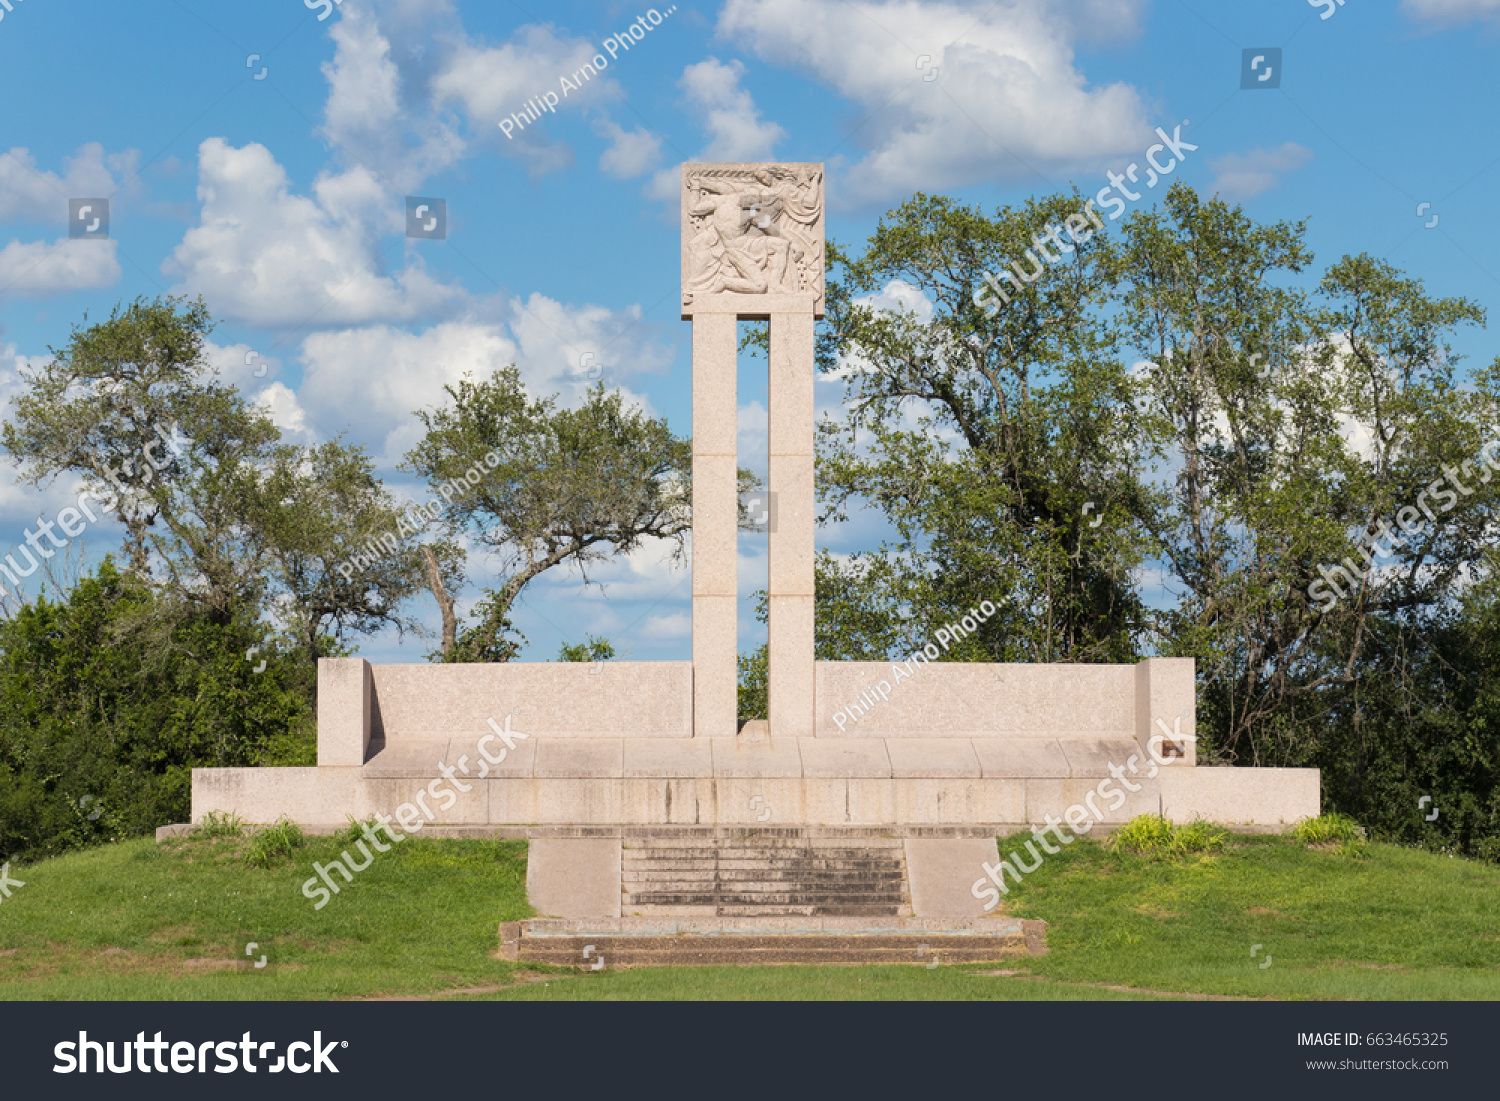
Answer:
(422, 545, 457, 662)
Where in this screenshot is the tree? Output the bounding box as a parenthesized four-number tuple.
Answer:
(1118, 185, 1497, 763)
(405, 370, 692, 661)
(559, 635, 615, 662)
(815, 192, 1153, 663)
(258, 440, 430, 664)
(3, 297, 428, 659)
(0, 560, 313, 863)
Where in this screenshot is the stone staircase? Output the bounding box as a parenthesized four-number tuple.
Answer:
(500, 827, 1048, 966)
(621, 829, 910, 917)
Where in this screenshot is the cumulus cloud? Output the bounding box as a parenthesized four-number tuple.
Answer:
(164, 138, 462, 327)
(648, 57, 784, 199)
(431, 23, 619, 175)
(297, 321, 520, 465)
(319, 4, 466, 192)
(0, 144, 134, 297)
(0, 238, 120, 297)
(1208, 143, 1312, 201)
(1402, 0, 1500, 25)
(718, 0, 1150, 204)
(596, 119, 664, 178)
(292, 294, 671, 466)
(0, 143, 138, 222)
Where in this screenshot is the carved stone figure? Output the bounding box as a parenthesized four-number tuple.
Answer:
(682, 164, 824, 308)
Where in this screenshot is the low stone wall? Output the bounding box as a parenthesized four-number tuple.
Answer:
(191, 754, 1318, 830)
(315, 656, 1197, 761)
(815, 657, 1197, 763)
(316, 659, 695, 759)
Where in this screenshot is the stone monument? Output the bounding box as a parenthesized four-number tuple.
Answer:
(189, 162, 1321, 959)
(681, 163, 825, 739)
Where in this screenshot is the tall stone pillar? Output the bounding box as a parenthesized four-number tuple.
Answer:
(690, 309, 739, 738)
(768, 311, 816, 737)
(682, 162, 825, 738)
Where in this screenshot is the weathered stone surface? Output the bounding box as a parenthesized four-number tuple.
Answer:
(527, 837, 621, 919)
(368, 662, 692, 740)
(317, 658, 371, 766)
(904, 837, 1003, 917)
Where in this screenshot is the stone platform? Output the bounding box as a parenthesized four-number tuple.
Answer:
(192, 734, 1317, 829)
(500, 915, 1045, 967)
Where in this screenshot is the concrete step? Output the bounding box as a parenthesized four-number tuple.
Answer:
(621, 883, 907, 896)
(623, 846, 905, 860)
(623, 868, 906, 884)
(625, 855, 905, 870)
(621, 846, 900, 852)
(500, 918, 1045, 966)
(624, 892, 906, 908)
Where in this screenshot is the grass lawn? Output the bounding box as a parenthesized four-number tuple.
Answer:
(0, 827, 1495, 1000)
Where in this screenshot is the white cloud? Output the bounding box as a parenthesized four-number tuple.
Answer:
(298, 321, 520, 465)
(718, 0, 1150, 205)
(1402, 0, 1500, 25)
(640, 611, 691, 639)
(256, 381, 314, 440)
(504, 292, 673, 404)
(648, 57, 784, 200)
(0, 143, 131, 297)
(680, 57, 786, 162)
(293, 294, 670, 467)
(596, 119, 664, 178)
(0, 143, 138, 222)
(431, 23, 618, 175)
(0, 238, 121, 297)
(202, 340, 282, 392)
(319, 5, 466, 192)
(164, 138, 461, 327)
(1208, 143, 1312, 201)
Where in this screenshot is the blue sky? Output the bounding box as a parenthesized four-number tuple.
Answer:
(2, 0, 1498, 662)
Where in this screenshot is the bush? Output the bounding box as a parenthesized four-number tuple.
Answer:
(1109, 815, 1227, 858)
(245, 820, 306, 867)
(191, 812, 245, 840)
(1294, 813, 1367, 855)
(0, 562, 315, 863)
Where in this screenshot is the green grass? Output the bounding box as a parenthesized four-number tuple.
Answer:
(0, 832, 530, 999)
(0, 829, 1496, 1000)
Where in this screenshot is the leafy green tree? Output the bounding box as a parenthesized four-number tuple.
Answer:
(1118, 186, 1497, 763)
(258, 440, 428, 664)
(0, 560, 313, 863)
(558, 635, 615, 662)
(2, 297, 427, 659)
(815, 192, 1153, 662)
(405, 370, 691, 661)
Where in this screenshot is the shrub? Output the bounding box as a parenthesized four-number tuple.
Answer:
(1294, 813, 1367, 855)
(191, 812, 245, 840)
(1109, 815, 1227, 858)
(245, 819, 306, 867)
